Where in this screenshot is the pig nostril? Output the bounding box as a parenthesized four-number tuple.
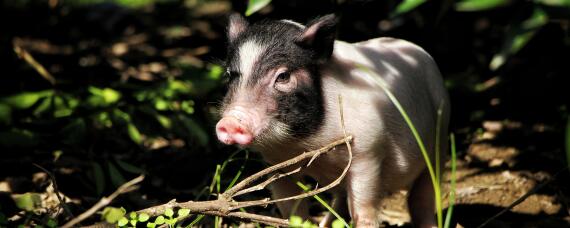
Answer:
(218, 126, 227, 133)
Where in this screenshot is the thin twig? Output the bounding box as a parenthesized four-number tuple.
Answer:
(32, 163, 74, 219)
(223, 136, 352, 198)
(62, 175, 145, 228)
(13, 39, 56, 85)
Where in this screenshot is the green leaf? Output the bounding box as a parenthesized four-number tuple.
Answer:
(0, 128, 39, 148)
(489, 8, 548, 70)
(127, 123, 142, 144)
(91, 162, 105, 195)
(208, 64, 224, 80)
(392, 0, 427, 17)
(154, 215, 165, 225)
(178, 208, 190, 217)
(87, 87, 121, 107)
(289, 216, 303, 227)
(118, 217, 129, 227)
(245, 0, 271, 16)
(0, 103, 11, 125)
(456, 0, 511, 11)
(129, 212, 137, 220)
(302, 220, 314, 228)
(0, 90, 53, 110)
(102, 207, 126, 224)
(331, 219, 345, 228)
(130, 219, 137, 226)
(61, 118, 86, 145)
(536, 0, 570, 7)
(138, 213, 150, 222)
(146, 222, 156, 228)
(13, 193, 41, 211)
(165, 218, 177, 226)
(46, 218, 57, 228)
(108, 162, 127, 188)
(115, 158, 144, 174)
(32, 96, 52, 116)
(164, 208, 174, 218)
(156, 114, 172, 129)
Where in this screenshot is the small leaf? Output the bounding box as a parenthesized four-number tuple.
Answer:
(118, 217, 129, 227)
(0, 90, 53, 110)
(178, 208, 190, 217)
(165, 218, 177, 226)
(0, 103, 11, 125)
(208, 64, 223, 80)
(90, 162, 105, 195)
(127, 123, 142, 144)
(115, 158, 144, 174)
(489, 8, 548, 70)
(289, 216, 303, 227)
(129, 219, 137, 226)
(138, 213, 150, 222)
(245, 0, 271, 16)
(129, 212, 137, 220)
(13, 193, 41, 211)
(392, 0, 427, 17)
(46, 218, 57, 228)
(146, 222, 156, 228)
(302, 220, 314, 228)
(164, 208, 174, 217)
(107, 162, 127, 188)
(455, 0, 511, 11)
(102, 207, 126, 224)
(331, 219, 344, 228)
(155, 216, 165, 225)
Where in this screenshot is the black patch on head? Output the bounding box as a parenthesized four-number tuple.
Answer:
(224, 15, 338, 139)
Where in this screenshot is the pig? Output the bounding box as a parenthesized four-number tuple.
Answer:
(215, 13, 450, 228)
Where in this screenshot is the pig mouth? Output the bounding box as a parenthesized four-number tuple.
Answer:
(215, 107, 267, 146)
(215, 110, 291, 147)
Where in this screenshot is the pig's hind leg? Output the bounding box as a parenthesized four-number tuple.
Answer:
(407, 169, 437, 228)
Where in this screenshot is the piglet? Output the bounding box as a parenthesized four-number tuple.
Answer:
(215, 14, 450, 228)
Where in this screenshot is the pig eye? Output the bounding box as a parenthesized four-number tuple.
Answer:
(275, 72, 291, 84)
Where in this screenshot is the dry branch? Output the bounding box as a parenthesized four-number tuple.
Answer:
(135, 135, 353, 227)
(62, 175, 144, 228)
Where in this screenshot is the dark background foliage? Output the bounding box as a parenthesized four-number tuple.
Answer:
(0, 0, 568, 227)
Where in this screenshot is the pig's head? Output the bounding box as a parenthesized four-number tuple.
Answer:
(215, 14, 338, 149)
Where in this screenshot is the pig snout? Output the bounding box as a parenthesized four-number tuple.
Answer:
(216, 116, 253, 145)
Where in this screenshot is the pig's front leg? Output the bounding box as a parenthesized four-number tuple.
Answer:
(270, 177, 310, 220)
(346, 155, 383, 227)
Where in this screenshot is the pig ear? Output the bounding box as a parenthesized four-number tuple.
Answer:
(228, 13, 249, 43)
(295, 14, 338, 62)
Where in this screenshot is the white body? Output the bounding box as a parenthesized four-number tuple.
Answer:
(260, 38, 450, 227)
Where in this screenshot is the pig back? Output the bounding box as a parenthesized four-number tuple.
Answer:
(310, 38, 450, 191)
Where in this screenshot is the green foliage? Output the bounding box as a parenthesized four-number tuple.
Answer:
(391, 0, 427, 17)
(246, 0, 272, 16)
(102, 207, 127, 224)
(111, 208, 192, 228)
(490, 7, 548, 70)
(296, 182, 350, 228)
(13, 193, 42, 211)
(455, 0, 511, 12)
